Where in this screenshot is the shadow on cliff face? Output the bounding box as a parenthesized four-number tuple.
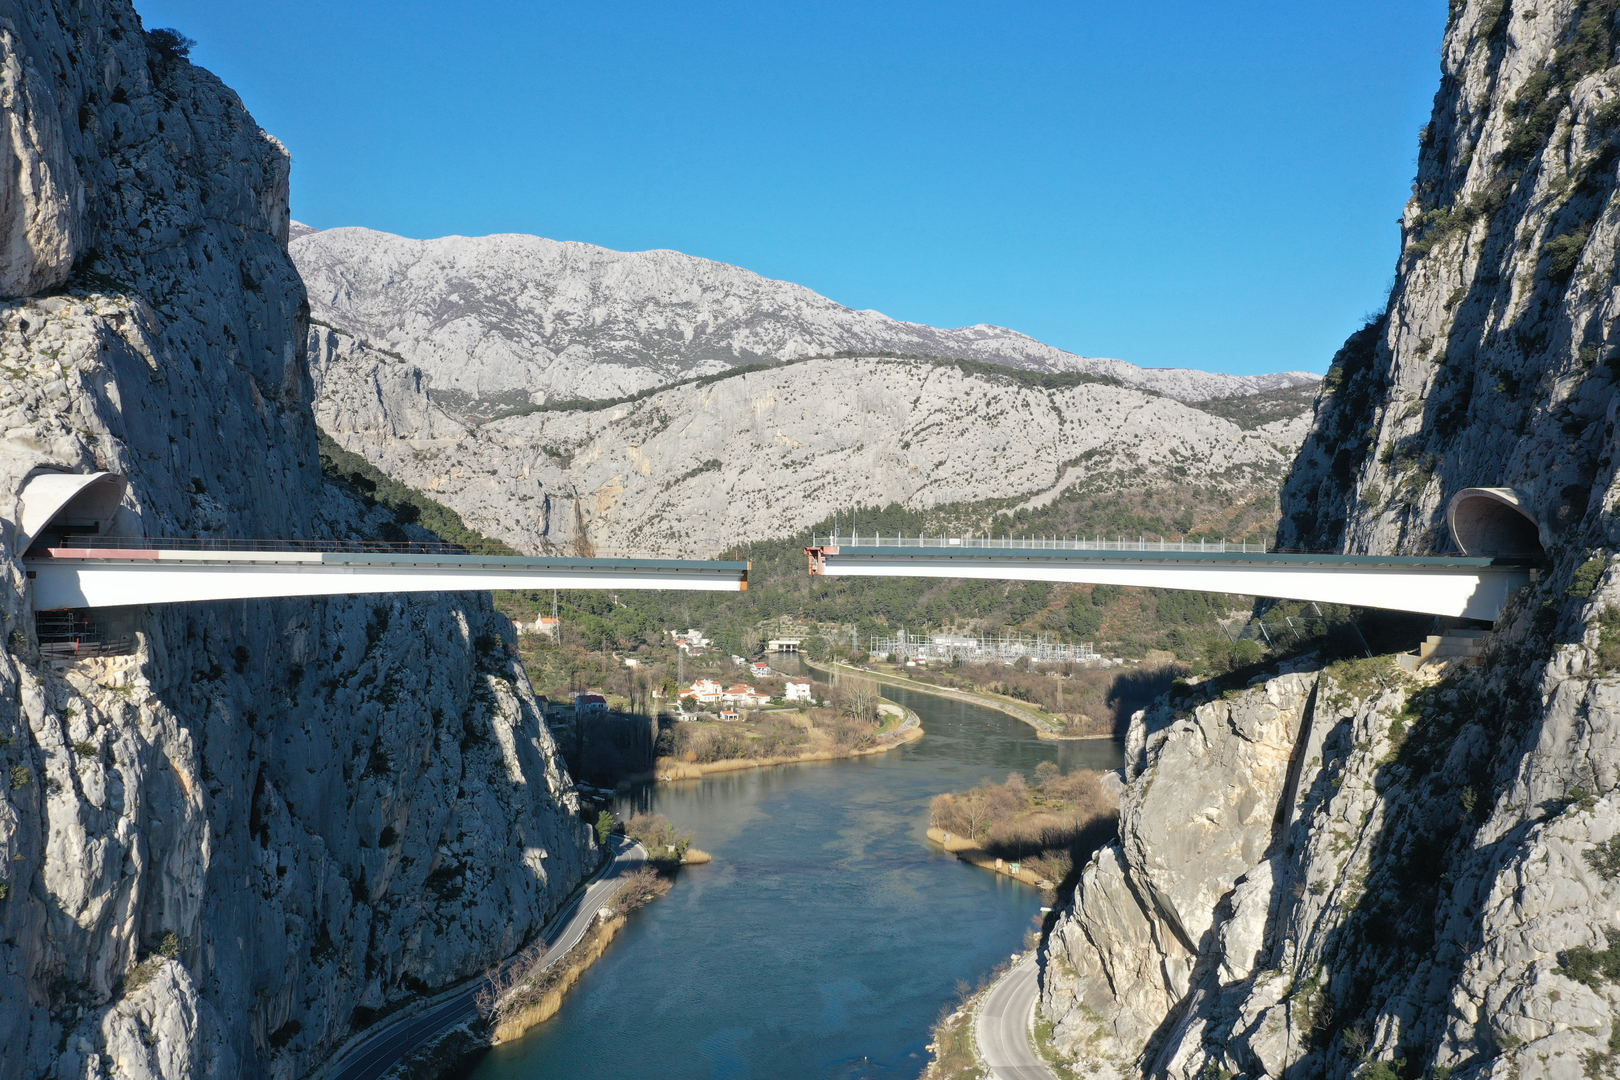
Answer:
(1408, 171, 1614, 561)
(1124, 572, 1583, 1079)
(1178, 604, 1431, 706)
(1277, 318, 1387, 553)
(1104, 664, 1187, 737)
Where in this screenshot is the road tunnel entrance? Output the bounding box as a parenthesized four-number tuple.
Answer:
(1445, 487, 1544, 559)
(15, 471, 132, 552)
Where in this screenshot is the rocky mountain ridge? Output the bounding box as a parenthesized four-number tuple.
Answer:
(288, 224, 1319, 412)
(0, 5, 592, 1078)
(310, 323, 1310, 555)
(1036, 3, 1620, 1078)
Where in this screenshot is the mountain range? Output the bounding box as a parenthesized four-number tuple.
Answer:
(289, 223, 1318, 416)
(311, 329, 1311, 553)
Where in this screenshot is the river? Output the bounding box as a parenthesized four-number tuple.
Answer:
(467, 667, 1122, 1080)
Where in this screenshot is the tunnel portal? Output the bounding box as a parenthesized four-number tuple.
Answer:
(1445, 487, 1545, 559)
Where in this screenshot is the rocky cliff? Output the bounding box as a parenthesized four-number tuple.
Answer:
(289, 224, 1318, 412)
(310, 326, 1308, 554)
(0, 4, 593, 1078)
(1038, 2, 1620, 1077)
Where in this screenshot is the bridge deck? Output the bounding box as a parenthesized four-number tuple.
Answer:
(806, 544, 1537, 621)
(26, 546, 749, 610)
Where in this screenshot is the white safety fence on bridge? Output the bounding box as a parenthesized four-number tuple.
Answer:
(816, 534, 1273, 553)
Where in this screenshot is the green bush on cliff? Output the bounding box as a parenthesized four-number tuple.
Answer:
(146, 28, 195, 62)
(1595, 606, 1620, 671)
(1558, 928, 1620, 988)
(1585, 837, 1620, 879)
(1570, 558, 1607, 597)
(1199, 636, 1263, 676)
(1542, 230, 1591, 282)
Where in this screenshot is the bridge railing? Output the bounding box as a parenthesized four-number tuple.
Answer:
(38, 536, 729, 560)
(811, 534, 1276, 554)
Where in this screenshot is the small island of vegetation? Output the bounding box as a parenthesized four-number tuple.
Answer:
(928, 763, 1119, 892)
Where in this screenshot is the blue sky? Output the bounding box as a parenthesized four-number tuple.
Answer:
(136, 1, 1448, 377)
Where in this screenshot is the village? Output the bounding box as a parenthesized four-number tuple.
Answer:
(541, 628, 819, 722)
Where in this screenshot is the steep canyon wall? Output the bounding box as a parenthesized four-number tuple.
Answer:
(0, 4, 593, 1078)
(1040, 3, 1620, 1078)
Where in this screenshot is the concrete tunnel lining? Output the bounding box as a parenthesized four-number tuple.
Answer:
(1446, 487, 1545, 558)
(13, 471, 129, 552)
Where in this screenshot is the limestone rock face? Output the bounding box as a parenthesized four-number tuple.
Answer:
(290, 224, 1319, 409)
(311, 329, 1308, 552)
(1119, 674, 1315, 955)
(1039, 3, 1620, 1077)
(1042, 674, 1322, 1078)
(0, 18, 83, 297)
(0, 4, 593, 1078)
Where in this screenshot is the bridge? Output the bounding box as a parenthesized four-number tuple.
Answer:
(12, 470, 1545, 625)
(14, 471, 748, 611)
(805, 488, 1545, 622)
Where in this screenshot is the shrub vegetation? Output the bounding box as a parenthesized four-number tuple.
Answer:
(931, 763, 1119, 887)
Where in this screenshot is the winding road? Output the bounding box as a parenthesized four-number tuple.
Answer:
(325, 836, 648, 1080)
(976, 954, 1057, 1080)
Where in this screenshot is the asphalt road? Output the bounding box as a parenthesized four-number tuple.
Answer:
(326, 836, 648, 1080)
(976, 954, 1057, 1080)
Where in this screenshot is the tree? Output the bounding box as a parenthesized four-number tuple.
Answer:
(474, 937, 547, 1022)
(595, 809, 616, 846)
(831, 676, 882, 725)
(147, 28, 196, 60)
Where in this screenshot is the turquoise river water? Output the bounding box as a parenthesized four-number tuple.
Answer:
(468, 669, 1122, 1080)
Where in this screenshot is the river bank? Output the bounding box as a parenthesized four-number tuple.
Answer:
(651, 704, 923, 781)
(327, 839, 654, 1080)
(926, 827, 1057, 890)
(806, 657, 1109, 741)
(489, 912, 629, 1044)
(465, 668, 1122, 1080)
(481, 847, 680, 1044)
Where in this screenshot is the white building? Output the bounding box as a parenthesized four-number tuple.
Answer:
(784, 678, 814, 703)
(684, 679, 724, 704)
(723, 684, 771, 707)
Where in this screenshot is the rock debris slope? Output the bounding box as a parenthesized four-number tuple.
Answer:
(311, 326, 1309, 553)
(0, 4, 593, 1078)
(289, 224, 1318, 411)
(1039, 3, 1620, 1078)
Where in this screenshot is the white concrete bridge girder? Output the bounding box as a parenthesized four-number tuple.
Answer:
(28, 561, 747, 610)
(817, 558, 1530, 621)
